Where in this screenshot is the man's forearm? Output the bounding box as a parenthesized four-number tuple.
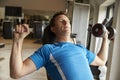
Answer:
(10, 39, 24, 78)
(97, 38, 109, 64)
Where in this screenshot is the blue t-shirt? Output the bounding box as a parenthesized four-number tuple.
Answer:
(29, 42, 96, 80)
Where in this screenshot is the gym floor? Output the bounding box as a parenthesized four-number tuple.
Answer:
(0, 36, 47, 80)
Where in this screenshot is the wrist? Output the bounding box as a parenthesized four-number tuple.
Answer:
(13, 38, 24, 43)
(103, 37, 110, 44)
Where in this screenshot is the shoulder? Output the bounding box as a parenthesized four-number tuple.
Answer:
(76, 44, 94, 54)
(39, 44, 54, 51)
(76, 44, 86, 49)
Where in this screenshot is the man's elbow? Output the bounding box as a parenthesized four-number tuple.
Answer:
(10, 72, 22, 79)
(10, 75, 20, 79)
(99, 61, 106, 66)
(100, 63, 106, 66)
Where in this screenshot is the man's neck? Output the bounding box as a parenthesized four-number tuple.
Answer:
(56, 36, 72, 43)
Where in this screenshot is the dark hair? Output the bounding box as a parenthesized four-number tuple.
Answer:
(49, 11, 67, 27)
(42, 11, 67, 44)
(42, 25, 55, 44)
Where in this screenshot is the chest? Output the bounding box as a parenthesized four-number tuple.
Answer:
(50, 45, 87, 64)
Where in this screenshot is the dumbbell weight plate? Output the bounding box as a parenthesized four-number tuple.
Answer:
(33, 21, 43, 39)
(3, 21, 13, 39)
(92, 24, 106, 37)
(106, 27, 116, 40)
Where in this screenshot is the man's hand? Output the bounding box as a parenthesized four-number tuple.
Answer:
(13, 24, 30, 41)
(103, 28, 109, 40)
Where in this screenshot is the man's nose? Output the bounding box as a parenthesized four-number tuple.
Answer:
(62, 20, 67, 25)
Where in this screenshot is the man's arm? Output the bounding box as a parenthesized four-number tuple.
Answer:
(10, 24, 36, 79)
(91, 31, 110, 66)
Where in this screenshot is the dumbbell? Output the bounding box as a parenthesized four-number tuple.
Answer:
(91, 23, 116, 40)
(3, 19, 45, 39)
(13, 19, 33, 32)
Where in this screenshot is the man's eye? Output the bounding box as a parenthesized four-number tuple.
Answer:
(59, 19, 64, 22)
(59, 19, 70, 22)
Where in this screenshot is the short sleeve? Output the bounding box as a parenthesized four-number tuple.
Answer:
(84, 48, 96, 64)
(76, 44, 96, 64)
(29, 44, 51, 70)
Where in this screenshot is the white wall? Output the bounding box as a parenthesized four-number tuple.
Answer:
(72, 3, 90, 47)
(98, 6, 107, 23)
(106, 0, 120, 79)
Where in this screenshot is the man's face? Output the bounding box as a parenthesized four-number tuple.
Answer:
(51, 15, 71, 36)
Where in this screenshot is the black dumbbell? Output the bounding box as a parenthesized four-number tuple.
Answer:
(92, 23, 106, 37)
(92, 23, 116, 40)
(106, 27, 116, 40)
(13, 19, 33, 32)
(3, 19, 45, 39)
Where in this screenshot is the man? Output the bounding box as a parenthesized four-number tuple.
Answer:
(10, 11, 109, 80)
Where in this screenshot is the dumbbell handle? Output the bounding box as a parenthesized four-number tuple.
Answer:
(13, 28, 34, 33)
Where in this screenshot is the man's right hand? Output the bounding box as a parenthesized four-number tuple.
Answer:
(13, 24, 30, 41)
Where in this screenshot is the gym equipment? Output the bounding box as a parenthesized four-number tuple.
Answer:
(0, 43, 5, 48)
(91, 18, 116, 40)
(3, 21, 13, 39)
(106, 27, 116, 40)
(2, 19, 45, 39)
(71, 33, 77, 44)
(33, 21, 44, 38)
(92, 24, 106, 37)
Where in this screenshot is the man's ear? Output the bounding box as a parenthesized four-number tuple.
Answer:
(51, 27, 55, 33)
